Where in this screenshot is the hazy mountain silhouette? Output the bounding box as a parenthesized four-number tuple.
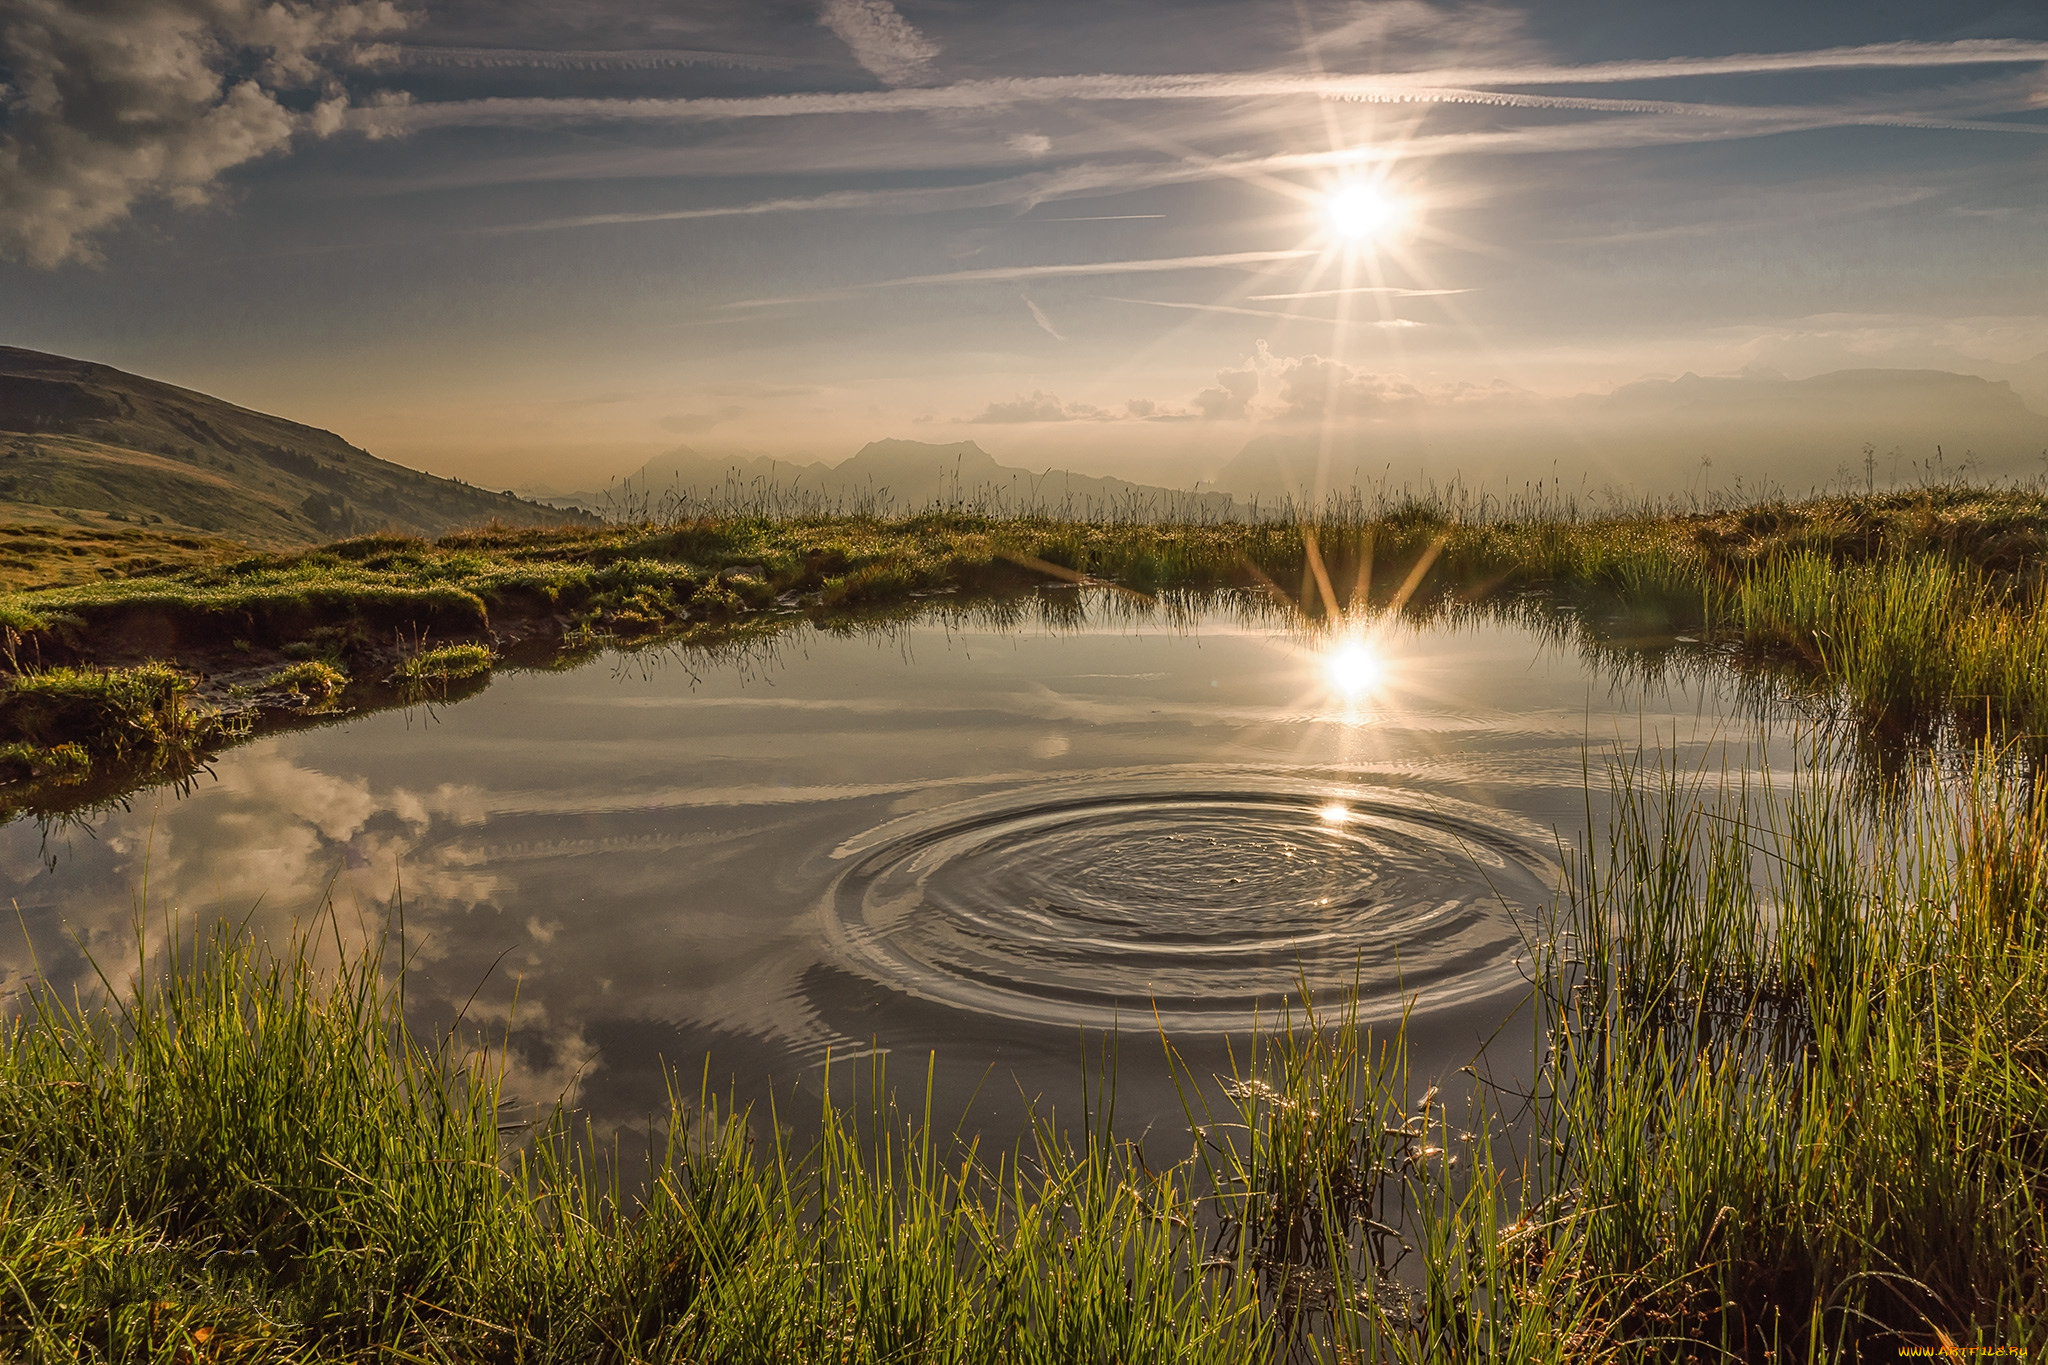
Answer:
(553, 438, 1236, 519)
(1212, 368, 2048, 501)
(0, 348, 593, 545)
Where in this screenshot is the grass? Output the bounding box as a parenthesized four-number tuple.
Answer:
(397, 642, 495, 685)
(0, 918, 1274, 1362)
(0, 518, 246, 591)
(8, 484, 2047, 668)
(7, 482, 2048, 814)
(253, 659, 347, 700)
(2, 728, 2043, 1359)
(1532, 740, 2048, 1355)
(0, 662, 234, 788)
(0, 480, 2039, 834)
(2, 481, 2047, 847)
(0, 482, 2045, 1357)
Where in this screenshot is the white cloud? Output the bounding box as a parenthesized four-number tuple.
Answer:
(818, 0, 939, 89)
(1318, 0, 1528, 51)
(959, 347, 1505, 427)
(0, 0, 411, 267)
(1099, 295, 1431, 326)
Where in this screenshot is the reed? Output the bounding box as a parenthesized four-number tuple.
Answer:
(1537, 738, 2048, 1355)
(0, 918, 1279, 1361)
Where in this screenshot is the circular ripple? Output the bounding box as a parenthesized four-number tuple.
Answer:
(821, 781, 1554, 1031)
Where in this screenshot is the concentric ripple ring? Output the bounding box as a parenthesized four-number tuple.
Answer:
(821, 779, 1555, 1031)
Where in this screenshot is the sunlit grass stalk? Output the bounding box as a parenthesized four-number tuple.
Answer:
(1542, 736, 2048, 1355)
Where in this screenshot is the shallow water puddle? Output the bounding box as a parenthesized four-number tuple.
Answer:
(0, 591, 1778, 1139)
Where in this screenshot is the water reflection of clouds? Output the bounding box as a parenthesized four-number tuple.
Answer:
(0, 593, 1791, 1135)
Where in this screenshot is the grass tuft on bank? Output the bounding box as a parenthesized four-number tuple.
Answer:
(0, 661, 233, 787)
(398, 642, 495, 684)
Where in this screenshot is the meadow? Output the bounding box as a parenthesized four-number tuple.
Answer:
(0, 484, 2044, 1359)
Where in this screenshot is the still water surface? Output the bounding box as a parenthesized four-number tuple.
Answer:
(0, 591, 1773, 1140)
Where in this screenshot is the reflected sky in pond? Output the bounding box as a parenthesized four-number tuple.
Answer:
(0, 589, 1783, 1139)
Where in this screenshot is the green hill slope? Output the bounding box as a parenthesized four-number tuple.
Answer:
(0, 348, 594, 547)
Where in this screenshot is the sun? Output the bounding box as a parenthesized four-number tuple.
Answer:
(1320, 181, 1407, 247)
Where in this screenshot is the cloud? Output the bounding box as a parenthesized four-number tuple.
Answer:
(1268, 354, 1428, 420)
(968, 391, 1107, 423)
(1196, 361, 1261, 420)
(658, 407, 745, 434)
(0, 0, 411, 267)
(1099, 295, 1431, 326)
(818, 0, 939, 89)
(1426, 39, 2048, 88)
(1007, 132, 1051, 157)
(965, 387, 1250, 425)
(1247, 286, 1469, 301)
(370, 75, 1717, 130)
(462, 88, 2048, 229)
(1317, 0, 1531, 55)
(1175, 342, 1535, 423)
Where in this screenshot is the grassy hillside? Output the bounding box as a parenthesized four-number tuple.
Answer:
(0, 348, 595, 547)
(0, 521, 246, 591)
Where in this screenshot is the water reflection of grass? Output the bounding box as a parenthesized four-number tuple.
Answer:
(2, 736, 2040, 1358)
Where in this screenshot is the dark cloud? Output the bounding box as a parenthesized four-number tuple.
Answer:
(1194, 361, 1259, 420)
(0, 0, 410, 266)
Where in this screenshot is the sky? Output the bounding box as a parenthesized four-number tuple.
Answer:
(3, 0, 2047, 494)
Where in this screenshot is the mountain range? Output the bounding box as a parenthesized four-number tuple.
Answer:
(540, 368, 2048, 515)
(541, 439, 1237, 520)
(1213, 369, 2048, 501)
(5, 349, 2041, 546)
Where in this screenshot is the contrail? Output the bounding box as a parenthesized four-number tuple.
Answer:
(365, 39, 2048, 132)
(726, 250, 1321, 308)
(373, 45, 801, 72)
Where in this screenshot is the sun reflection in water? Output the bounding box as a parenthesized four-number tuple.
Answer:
(1318, 803, 1351, 826)
(1323, 634, 1387, 703)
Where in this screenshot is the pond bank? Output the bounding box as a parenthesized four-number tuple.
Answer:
(3, 483, 2044, 816)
